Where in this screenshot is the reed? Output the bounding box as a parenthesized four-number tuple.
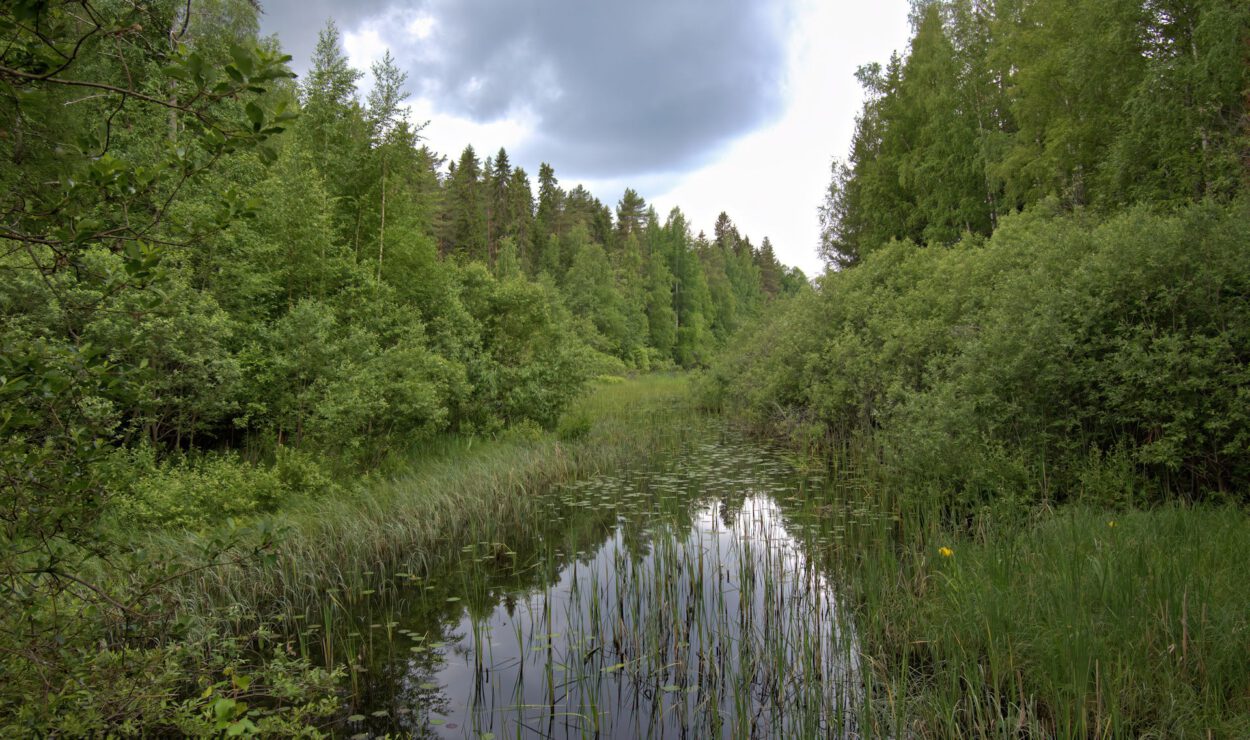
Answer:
(787, 435, 1250, 738)
(156, 375, 698, 640)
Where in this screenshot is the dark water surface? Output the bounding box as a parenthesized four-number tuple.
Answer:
(326, 431, 859, 738)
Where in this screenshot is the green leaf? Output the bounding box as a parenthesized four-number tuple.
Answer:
(245, 102, 265, 130)
(213, 697, 238, 720)
(229, 45, 255, 77)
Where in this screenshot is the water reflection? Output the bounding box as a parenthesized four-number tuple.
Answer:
(349, 437, 859, 739)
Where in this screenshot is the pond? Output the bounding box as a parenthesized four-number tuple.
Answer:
(319, 431, 861, 738)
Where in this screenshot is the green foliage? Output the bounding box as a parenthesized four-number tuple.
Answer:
(713, 201, 1250, 511)
(119, 451, 285, 529)
(457, 264, 591, 430)
(1, 622, 341, 737)
(820, 0, 1249, 265)
(859, 507, 1250, 736)
(0, 1, 793, 732)
(564, 241, 635, 356)
(0, 2, 302, 722)
(556, 410, 593, 442)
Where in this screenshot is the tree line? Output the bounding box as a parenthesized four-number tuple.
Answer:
(820, 0, 1249, 267)
(700, 3, 1250, 732)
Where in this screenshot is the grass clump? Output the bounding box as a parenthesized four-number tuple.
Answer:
(853, 506, 1250, 737)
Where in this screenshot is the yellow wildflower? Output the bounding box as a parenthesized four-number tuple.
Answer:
(1107, 520, 1117, 528)
(938, 546, 954, 558)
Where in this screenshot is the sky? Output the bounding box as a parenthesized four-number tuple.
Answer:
(258, 1, 914, 276)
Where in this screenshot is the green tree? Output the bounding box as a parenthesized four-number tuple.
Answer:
(0, 0, 295, 706)
(444, 145, 489, 262)
(663, 209, 714, 365)
(995, 0, 1147, 206)
(297, 21, 370, 250)
(755, 237, 784, 297)
(616, 188, 648, 241)
(564, 242, 632, 357)
(486, 147, 513, 261)
(896, 3, 994, 243)
(505, 167, 535, 268)
(1106, 0, 1250, 205)
(617, 233, 651, 365)
(365, 50, 413, 278)
(644, 250, 678, 359)
(533, 162, 565, 263)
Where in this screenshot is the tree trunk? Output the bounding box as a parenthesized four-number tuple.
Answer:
(377, 157, 386, 281)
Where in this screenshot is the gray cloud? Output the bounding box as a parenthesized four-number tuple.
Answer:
(261, 0, 791, 179)
(258, 1, 391, 74)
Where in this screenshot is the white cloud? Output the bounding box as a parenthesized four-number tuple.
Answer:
(408, 98, 537, 164)
(405, 13, 436, 40)
(342, 24, 386, 72)
(648, 0, 913, 276)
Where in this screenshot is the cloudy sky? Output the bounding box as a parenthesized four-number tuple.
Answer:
(259, 1, 913, 275)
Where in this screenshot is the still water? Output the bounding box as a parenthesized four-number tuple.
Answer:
(329, 433, 859, 738)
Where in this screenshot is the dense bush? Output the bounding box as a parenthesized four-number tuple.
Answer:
(709, 201, 1250, 511)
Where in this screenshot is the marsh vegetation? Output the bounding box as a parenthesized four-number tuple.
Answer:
(3, 0, 1249, 737)
(298, 433, 858, 738)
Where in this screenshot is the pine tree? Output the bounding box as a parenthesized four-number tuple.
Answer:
(487, 147, 513, 261)
(755, 237, 783, 297)
(616, 188, 648, 241)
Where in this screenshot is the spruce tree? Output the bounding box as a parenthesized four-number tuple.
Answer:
(444, 145, 489, 262)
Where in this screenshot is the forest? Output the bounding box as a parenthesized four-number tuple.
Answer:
(2, 0, 1249, 736)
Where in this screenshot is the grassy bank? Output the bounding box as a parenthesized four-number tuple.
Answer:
(768, 438, 1250, 738)
(4, 375, 700, 736)
(864, 507, 1250, 737)
(159, 374, 699, 621)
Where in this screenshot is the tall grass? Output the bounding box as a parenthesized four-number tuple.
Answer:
(787, 438, 1250, 738)
(156, 375, 699, 630)
(874, 507, 1250, 737)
